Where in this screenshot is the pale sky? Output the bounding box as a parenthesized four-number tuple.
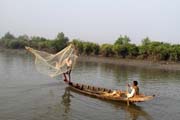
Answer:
(0, 0, 179, 44)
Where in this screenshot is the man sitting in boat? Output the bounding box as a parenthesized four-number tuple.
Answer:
(126, 81, 139, 98)
(102, 81, 139, 98)
(63, 57, 72, 82)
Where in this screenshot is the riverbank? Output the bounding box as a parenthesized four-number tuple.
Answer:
(0, 47, 28, 55)
(1, 47, 180, 71)
(78, 56, 180, 71)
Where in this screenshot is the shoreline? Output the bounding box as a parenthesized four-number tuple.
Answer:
(0, 48, 28, 55)
(78, 56, 180, 71)
(1, 48, 180, 71)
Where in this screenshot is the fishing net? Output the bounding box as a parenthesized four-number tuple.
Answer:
(25, 44, 78, 77)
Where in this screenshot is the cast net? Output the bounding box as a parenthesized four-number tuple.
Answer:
(25, 44, 78, 77)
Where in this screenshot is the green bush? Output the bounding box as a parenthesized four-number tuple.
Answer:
(8, 40, 28, 49)
(71, 39, 84, 55)
(100, 44, 114, 57)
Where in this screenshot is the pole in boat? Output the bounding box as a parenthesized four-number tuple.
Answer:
(126, 84, 130, 106)
(127, 98, 130, 106)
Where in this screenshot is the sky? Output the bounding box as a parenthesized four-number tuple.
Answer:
(0, 0, 179, 44)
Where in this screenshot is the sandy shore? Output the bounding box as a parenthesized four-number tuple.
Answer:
(78, 56, 180, 71)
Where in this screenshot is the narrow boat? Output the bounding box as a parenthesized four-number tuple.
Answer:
(65, 81, 155, 104)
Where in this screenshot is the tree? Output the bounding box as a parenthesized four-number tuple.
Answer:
(154, 43, 170, 60)
(147, 41, 162, 56)
(119, 45, 129, 58)
(127, 44, 139, 57)
(91, 43, 100, 55)
(82, 42, 92, 55)
(169, 45, 180, 61)
(114, 35, 130, 45)
(52, 32, 69, 52)
(139, 37, 151, 59)
(113, 44, 121, 56)
(71, 39, 84, 55)
(17, 34, 29, 41)
(1, 32, 15, 40)
(100, 44, 114, 57)
(141, 37, 151, 46)
(71, 40, 100, 55)
(31, 36, 47, 42)
(8, 40, 27, 49)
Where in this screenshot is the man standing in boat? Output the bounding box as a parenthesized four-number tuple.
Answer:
(126, 81, 139, 98)
(63, 57, 72, 83)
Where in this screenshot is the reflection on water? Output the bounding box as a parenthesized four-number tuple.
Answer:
(61, 87, 73, 114)
(123, 105, 152, 120)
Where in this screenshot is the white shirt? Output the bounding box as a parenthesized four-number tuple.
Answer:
(127, 87, 135, 98)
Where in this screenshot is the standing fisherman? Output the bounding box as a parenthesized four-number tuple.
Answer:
(63, 57, 72, 83)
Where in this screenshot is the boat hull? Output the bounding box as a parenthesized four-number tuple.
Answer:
(66, 81, 155, 103)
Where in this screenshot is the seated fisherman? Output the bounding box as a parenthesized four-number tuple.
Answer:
(126, 81, 139, 98)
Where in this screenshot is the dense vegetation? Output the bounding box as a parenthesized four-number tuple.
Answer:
(1, 32, 180, 62)
(0, 32, 69, 52)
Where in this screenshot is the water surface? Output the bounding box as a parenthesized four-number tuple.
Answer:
(0, 51, 180, 120)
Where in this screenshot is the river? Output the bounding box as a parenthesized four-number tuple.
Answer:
(0, 51, 180, 120)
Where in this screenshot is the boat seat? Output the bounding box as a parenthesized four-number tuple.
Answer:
(93, 87, 97, 91)
(75, 83, 80, 89)
(80, 85, 84, 90)
(69, 82, 73, 86)
(108, 89, 112, 93)
(83, 85, 88, 89)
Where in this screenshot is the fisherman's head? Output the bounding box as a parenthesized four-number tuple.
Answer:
(133, 81, 138, 86)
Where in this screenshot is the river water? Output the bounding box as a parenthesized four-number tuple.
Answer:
(0, 51, 180, 120)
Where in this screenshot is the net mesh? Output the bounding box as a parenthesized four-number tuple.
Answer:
(25, 44, 78, 77)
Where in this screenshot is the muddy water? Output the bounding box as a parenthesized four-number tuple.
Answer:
(0, 51, 180, 120)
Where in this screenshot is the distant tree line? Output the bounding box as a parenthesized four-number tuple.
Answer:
(0, 32, 69, 52)
(72, 36, 180, 62)
(1, 32, 180, 62)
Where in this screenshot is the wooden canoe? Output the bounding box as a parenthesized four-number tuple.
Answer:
(65, 81, 155, 103)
